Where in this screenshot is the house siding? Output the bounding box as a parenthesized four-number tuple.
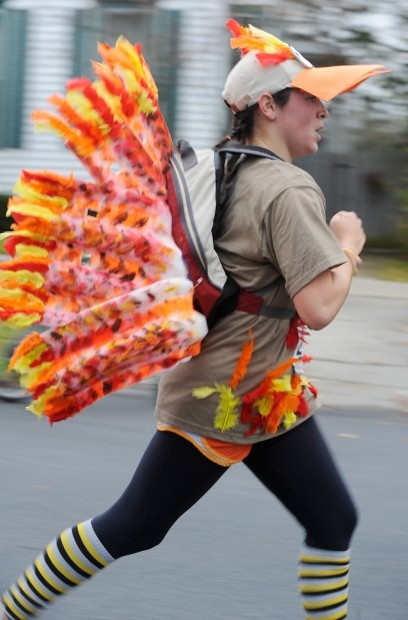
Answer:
(0, 0, 97, 192)
(160, 1, 230, 148)
(0, 0, 402, 238)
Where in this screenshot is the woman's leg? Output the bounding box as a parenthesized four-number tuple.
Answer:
(243, 416, 358, 620)
(1, 431, 228, 619)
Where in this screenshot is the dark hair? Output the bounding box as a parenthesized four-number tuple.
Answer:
(221, 87, 292, 144)
(230, 102, 258, 142)
(272, 87, 292, 108)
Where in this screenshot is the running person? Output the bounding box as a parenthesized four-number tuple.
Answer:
(1, 21, 389, 620)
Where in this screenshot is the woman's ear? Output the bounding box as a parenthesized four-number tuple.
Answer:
(257, 92, 277, 120)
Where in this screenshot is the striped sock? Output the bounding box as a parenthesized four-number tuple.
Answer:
(298, 544, 350, 620)
(1, 519, 114, 620)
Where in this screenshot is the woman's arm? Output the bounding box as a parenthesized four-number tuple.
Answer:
(293, 211, 365, 330)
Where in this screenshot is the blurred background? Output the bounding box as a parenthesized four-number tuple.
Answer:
(0, 0, 407, 274)
(0, 4, 407, 619)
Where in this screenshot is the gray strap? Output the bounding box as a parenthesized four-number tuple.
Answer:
(177, 140, 283, 172)
(217, 143, 283, 162)
(176, 139, 198, 171)
(259, 305, 296, 319)
(253, 278, 293, 318)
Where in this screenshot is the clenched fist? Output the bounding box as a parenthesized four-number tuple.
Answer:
(330, 211, 366, 257)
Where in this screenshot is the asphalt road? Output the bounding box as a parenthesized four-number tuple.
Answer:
(1, 390, 407, 620)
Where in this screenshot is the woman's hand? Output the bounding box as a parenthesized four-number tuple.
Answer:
(293, 211, 366, 331)
(329, 211, 366, 257)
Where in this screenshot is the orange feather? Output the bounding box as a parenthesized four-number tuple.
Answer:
(229, 330, 254, 390)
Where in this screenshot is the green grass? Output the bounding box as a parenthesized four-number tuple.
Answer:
(360, 252, 408, 283)
(0, 324, 17, 375)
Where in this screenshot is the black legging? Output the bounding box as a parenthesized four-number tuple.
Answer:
(92, 417, 358, 559)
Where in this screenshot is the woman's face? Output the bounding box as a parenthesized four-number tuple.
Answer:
(275, 88, 329, 161)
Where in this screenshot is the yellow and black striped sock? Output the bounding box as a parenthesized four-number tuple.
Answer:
(1, 519, 113, 620)
(298, 544, 350, 620)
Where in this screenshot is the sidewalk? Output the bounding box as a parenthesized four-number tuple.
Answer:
(136, 275, 408, 412)
(308, 276, 408, 413)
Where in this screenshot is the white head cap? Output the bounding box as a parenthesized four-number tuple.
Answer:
(222, 20, 390, 113)
(222, 51, 306, 113)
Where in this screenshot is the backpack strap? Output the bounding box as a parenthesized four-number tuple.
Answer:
(252, 279, 296, 319)
(169, 140, 295, 328)
(213, 143, 295, 322)
(236, 287, 296, 320)
(206, 278, 295, 327)
(212, 142, 283, 237)
(216, 143, 283, 162)
(177, 139, 198, 171)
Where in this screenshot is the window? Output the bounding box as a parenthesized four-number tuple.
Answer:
(73, 2, 180, 135)
(0, 8, 27, 148)
(229, 4, 264, 24)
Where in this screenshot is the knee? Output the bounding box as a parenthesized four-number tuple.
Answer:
(127, 527, 168, 555)
(335, 497, 359, 545)
(307, 497, 359, 551)
(93, 511, 170, 558)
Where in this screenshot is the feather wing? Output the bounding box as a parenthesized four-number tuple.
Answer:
(0, 37, 207, 422)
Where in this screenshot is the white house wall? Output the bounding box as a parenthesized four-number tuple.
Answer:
(0, 0, 233, 193)
(0, 0, 402, 240)
(158, 0, 230, 148)
(0, 0, 98, 192)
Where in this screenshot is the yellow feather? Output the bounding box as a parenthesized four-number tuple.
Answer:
(6, 202, 57, 222)
(0, 269, 44, 288)
(192, 386, 218, 399)
(248, 24, 291, 53)
(13, 179, 68, 208)
(15, 244, 49, 259)
(12, 344, 48, 374)
(26, 385, 60, 418)
(254, 395, 274, 417)
(0, 287, 44, 308)
(271, 375, 292, 393)
(19, 361, 53, 389)
(0, 230, 48, 243)
(93, 81, 122, 118)
(3, 312, 41, 329)
(283, 412, 297, 429)
(213, 384, 240, 432)
(66, 89, 107, 130)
